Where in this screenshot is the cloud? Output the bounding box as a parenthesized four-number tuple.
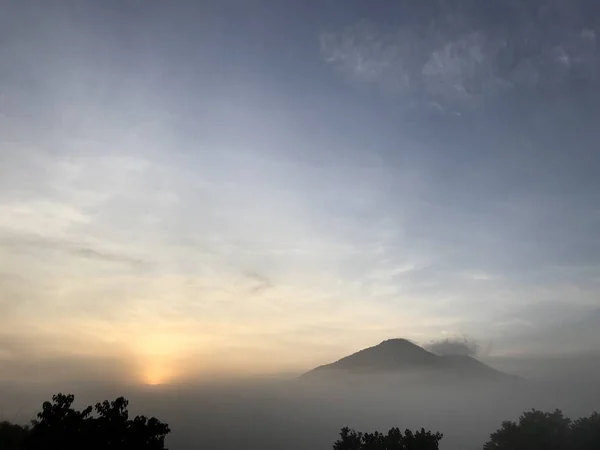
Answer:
(319, 21, 417, 97)
(0, 232, 146, 267)
(426, 336, 479, 356)
(494, 302, 600, 355)
(320, 1, 600, 112)
(0, 328, 139, 384)
(245, 272, 274, 295)
(421, 31, 511, 107)
(461, 271, 496, 281)
(0, 332, 28, 359)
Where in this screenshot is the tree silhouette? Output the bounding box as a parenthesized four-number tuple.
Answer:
(333, 426, 443, 450)
(26, 393, 170, 450)
(483, 409, 600, 450)
(3, 396, 599, 450)
(0, 421, 29, 450)
(483, 409, 571, 450)
(569, 412, 600, 450)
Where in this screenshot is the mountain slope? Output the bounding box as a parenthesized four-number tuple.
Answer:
(301, 339, 512, 381)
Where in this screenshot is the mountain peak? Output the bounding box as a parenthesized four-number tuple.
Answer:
(301, 338, 513, 382)
(302, 338, 438, 376)
(378, 338, 419, 347)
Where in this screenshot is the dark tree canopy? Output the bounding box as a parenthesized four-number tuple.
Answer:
(483, 409, 600, 450)
(569, 412, 600, 450)
(3, 396, 599, 450)
(333, 426, 443, 450)
(0, 421, 30, 450)
(2, 393, 170, 450)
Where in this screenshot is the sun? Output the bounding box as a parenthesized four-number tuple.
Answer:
(133, 331, 190, 386)
(142, 362, 175, 386)
(144, 371, 166, 386)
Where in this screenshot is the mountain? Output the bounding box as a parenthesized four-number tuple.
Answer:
(301, 339, 512, 382)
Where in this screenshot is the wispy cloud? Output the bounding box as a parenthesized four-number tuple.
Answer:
(0, 232, 147, 267)
(461, 271, 496, 281)
(320, 4, 599, 112)
(245, 272, 274, 295)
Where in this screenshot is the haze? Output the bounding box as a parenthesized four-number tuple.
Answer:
(1, 1, 599, 449)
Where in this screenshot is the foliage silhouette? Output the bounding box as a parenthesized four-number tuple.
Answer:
(483, 409, 600, 450)
(3, 397, 600, 450)
(332, 426, 443, 450)
(0, 421, 30, 450)
(1, 393, 170, 450)
(569, 412, 600, 450)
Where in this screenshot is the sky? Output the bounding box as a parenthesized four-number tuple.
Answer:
(1, 0, 600, 386)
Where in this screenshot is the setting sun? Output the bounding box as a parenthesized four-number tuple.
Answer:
(131, 331, 191, 385)
(142, 364, 174, 386)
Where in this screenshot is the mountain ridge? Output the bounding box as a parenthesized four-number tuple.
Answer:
(301, 338, 512, 382)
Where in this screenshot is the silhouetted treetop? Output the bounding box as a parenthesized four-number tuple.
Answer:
(333, 425, 443, 450)
(569, 412, 600, 450)
(0, 421, 30, 450)
(28, 393, 170, 450)
(483, 409, 600, 450)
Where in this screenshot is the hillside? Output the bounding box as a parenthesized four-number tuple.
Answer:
(301, 339, 512, 382)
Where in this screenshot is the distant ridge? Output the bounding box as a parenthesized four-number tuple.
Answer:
(301, 338, 512, 381)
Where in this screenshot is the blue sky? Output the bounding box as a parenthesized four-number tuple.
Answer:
(1, 0, 600, 384)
